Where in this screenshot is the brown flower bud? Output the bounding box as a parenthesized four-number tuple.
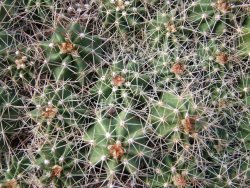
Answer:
(42, 106, 58, 119)
(51, 165, 63, 179)
(181, 116, 198, 134)
(216, 0, 231, 13)
(108, 141, 125, 160)
(165, 22, 177, 33)
(115, 0, 125, 10)
(170, 63, 185, 75)
(216, 52, 228, 65)
(15, 56, 27, 70)
(3, 179, 17, 188)
(173, 174, 187, 187)
(112, 75, 125, 86)
(59, 40, 76, 54)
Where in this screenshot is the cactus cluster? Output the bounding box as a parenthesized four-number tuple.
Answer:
(0, 0, 250, 187)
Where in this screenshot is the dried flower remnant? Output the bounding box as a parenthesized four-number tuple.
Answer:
(15, 56, 27, 70)
(112, 75, 125, 86)
(42, 106, 58, 119)
(3, 179, 18, 188)
(51, 165, 63, 179)
(115, 0, 125, 10)
(59, 40, 76, 54)
(170, 63, 185, 75)
(108, 141, 125, 160)
(215, 0, 231, 13)
(218, 98, 226, 108)
(165, 22, 177, 33)
(216, 52, 228, 65)
(181, 116, 197, 134)
(173, 174, 187, 187)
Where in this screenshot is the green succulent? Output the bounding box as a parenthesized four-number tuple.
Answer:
(0, 88, 25, 151)
(146, 156, 206, 188)
(29, 84, 87, 131)
(99, 0, 147, 33)
(41, 23, 104, 82)
(0, 0, 16, 29)
(1, 0, 54, 31)
(0, 46, 36, 86)
(149, 91, 204, 138)
(238, 74, 250, 106)
(203, 83, 237, 111)
(151, 46, 191, 91)
(187, 0, 236, 35)
(146, 9, 190, 49)
(0, 30, 15, 55)
(0, 154, 31, 188)
(209, 153, 250, 188)
(238, 14, 250, 57)
(0, 0, 249, 187)
(83, 111, 154, 180)
(18, 0, 55, 25)
(89, 59, 152, 110)
(32, 139, 86, 187)
(197, 39, 233, 70)
(237, 115, 250, 150)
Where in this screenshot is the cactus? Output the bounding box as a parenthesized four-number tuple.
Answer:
(238, 74, 250, 106)
(0, 30, 14, 55)
(0, 0, 55, 32)
(197, 40, 231, 68)
(237, 114, 250, 150)
(1, 0, 250, 187)
(0, 87, 26, 152)
(187, 0, 236, 35)
(146, 156, 207, 187)
(151, 45, 193, 91)
(146, 8, 189, 49)
(0, 46, 37, 86)
(0, 154, 31, 187)
(41, 23, 104, 82)
(149, 91, 204, 138)
(19, 0, 56, 25)
(83, 110, 154, 185)
(238, 13, 250, 57)
(0, 0, 15, 29)
(29, 139, 86, 187)
(89, 58, 151, 109)
(28, 83, 87, 128)
(98, 0, 147, 33)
